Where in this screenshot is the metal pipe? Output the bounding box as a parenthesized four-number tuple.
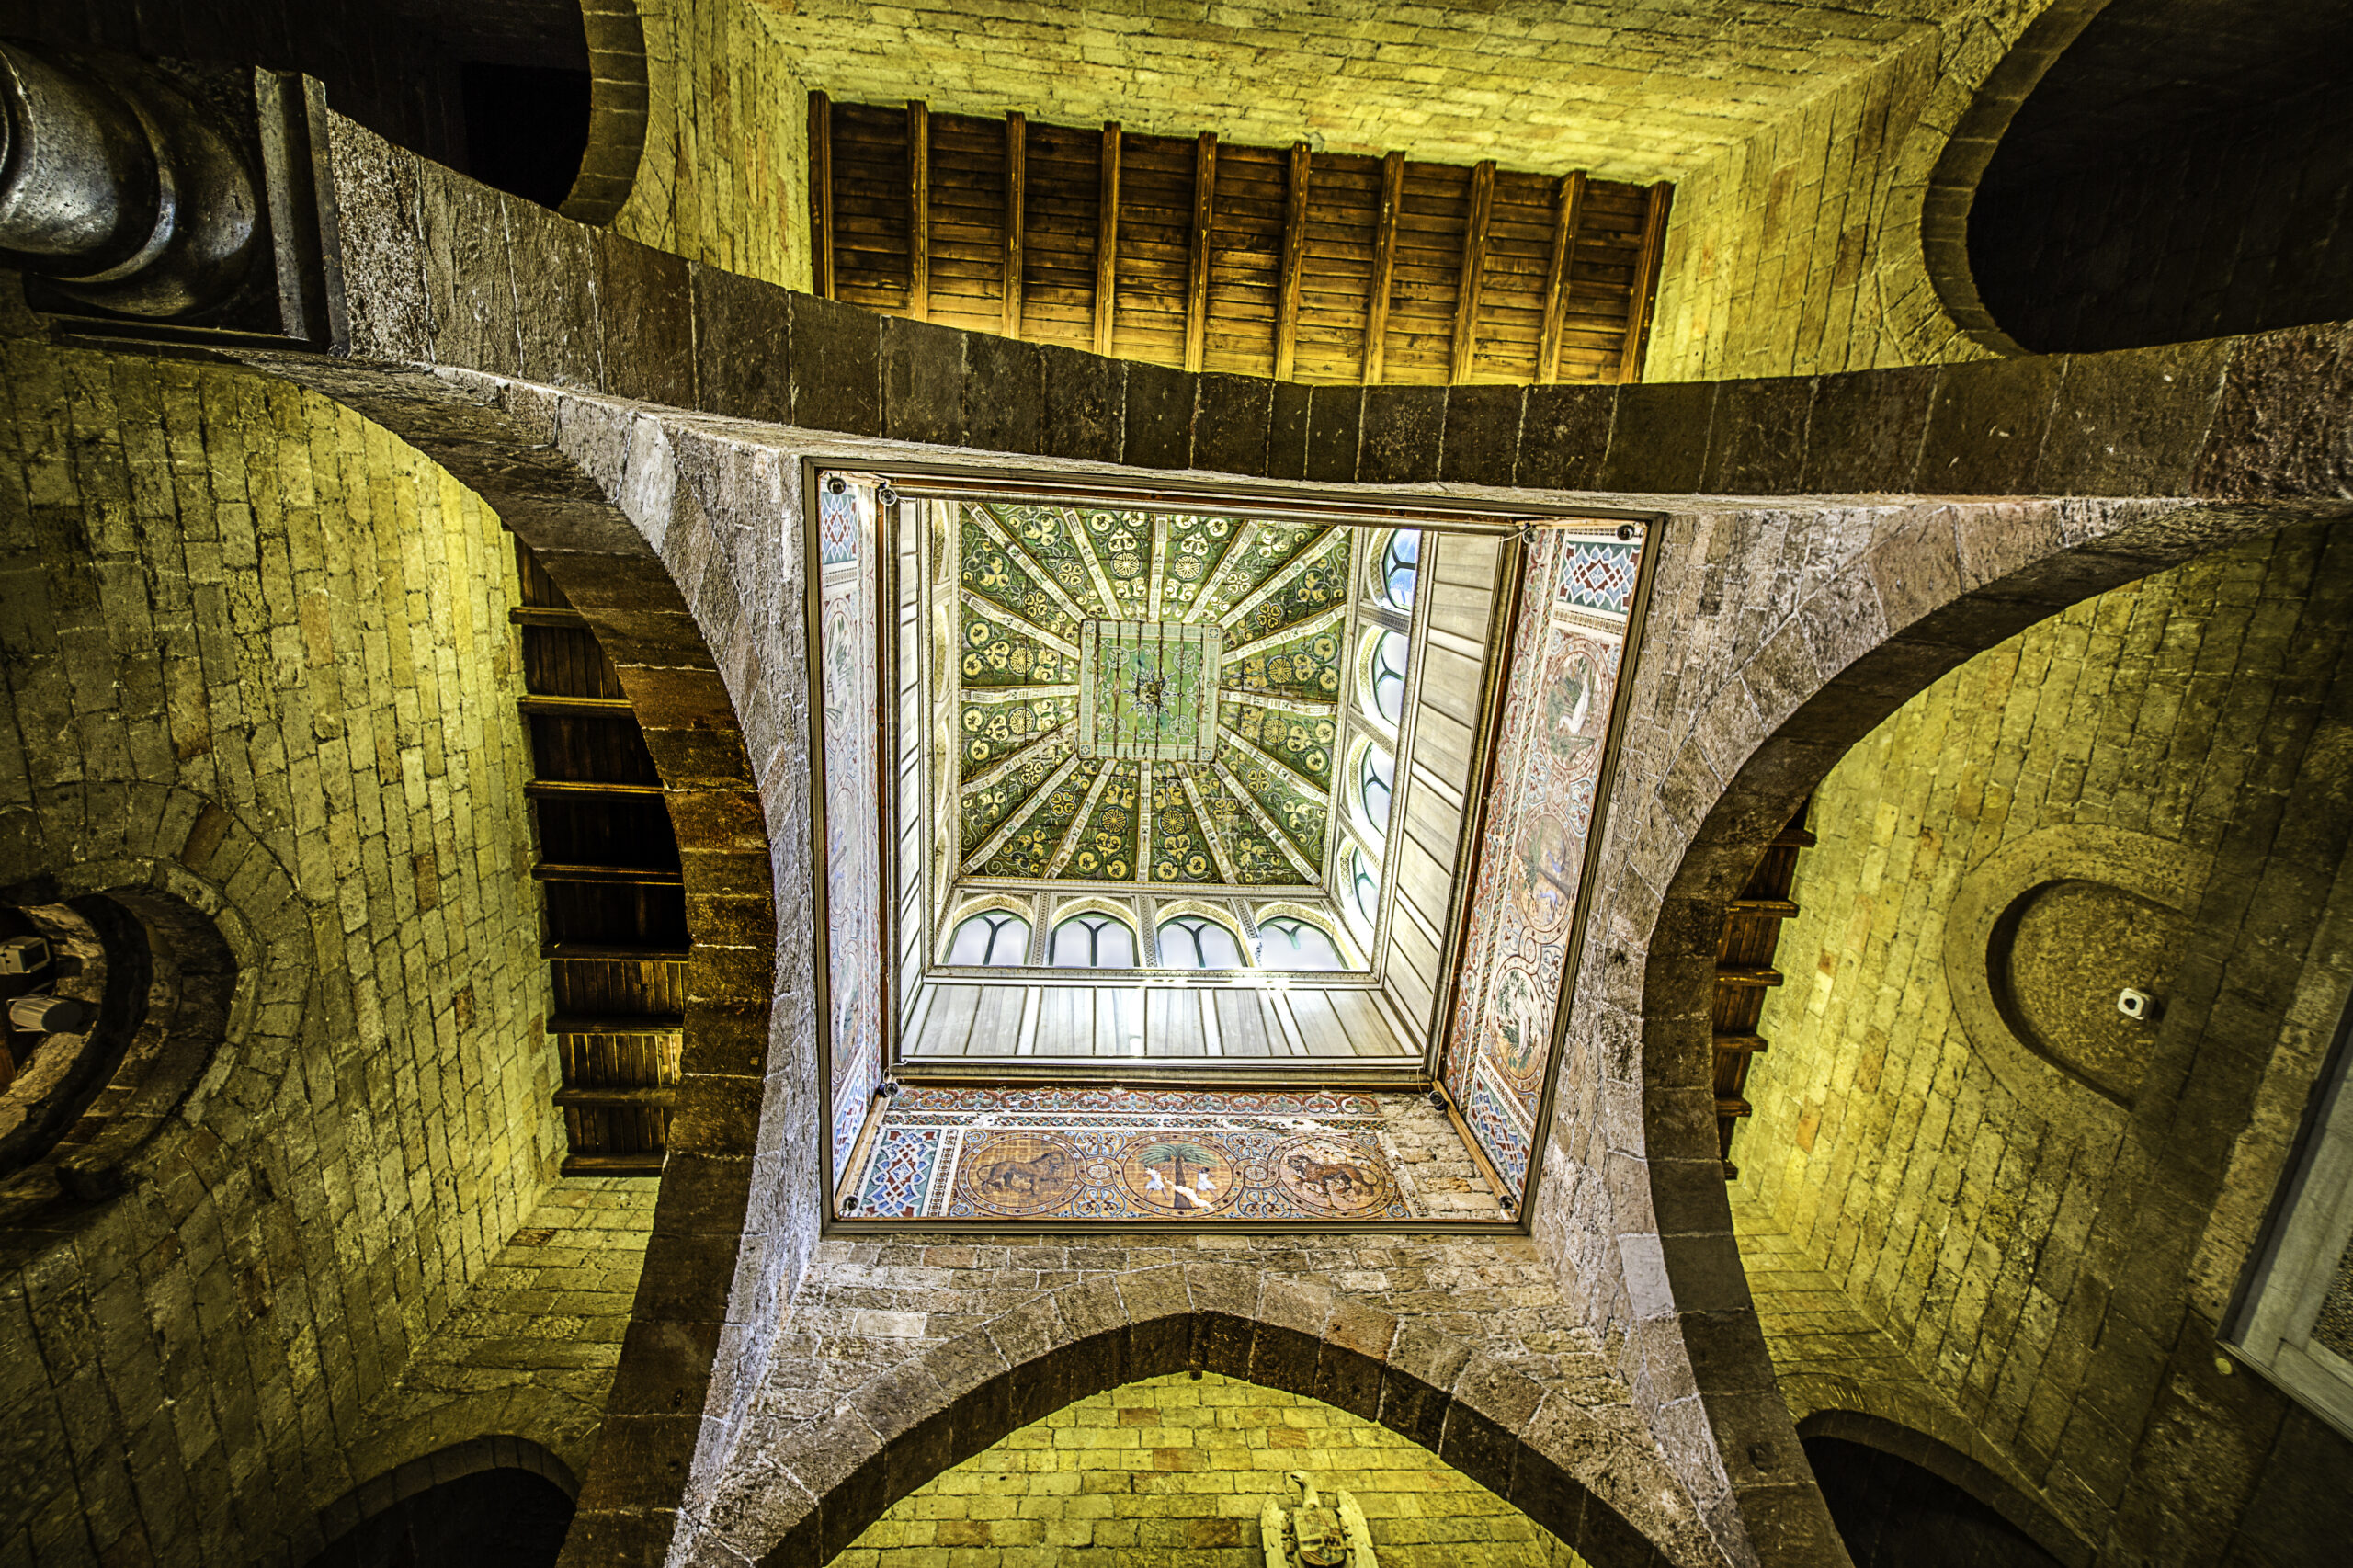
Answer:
(0, 41, 258, 317)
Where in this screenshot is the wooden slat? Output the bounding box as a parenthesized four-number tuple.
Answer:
(907, 99, 930, 321)
(509, 606, 586, 629)
(556, 1085, 680, 1108)
(532, 863, 686, 886)
(1727, 898, 1800, 917)
(518, 694, 632, 715)
(1003, 111, 1026, 337)
(1095, 121, 1121, 357)
(548, 1013, 687, 1034)
(1274, 142, 1310, 380)
(561, 1153, 665, 1176)
(1714, 966, 1784, 988)
(1711, 1033, 1770, 1054)
(1716, 1096, 1754, 1119)
(1363, 151, 1404, 383)
(1450, 159, 1495, 384)
(1619, 179, 1672, 383)
(1537, 171, 1586, 383)
(525, 778, 664, 799)
(1772, 826, 1819, 848)
(811, 90, 835, 298)
(1185, 131, 1217, 372)
(542, 941, 692, 962)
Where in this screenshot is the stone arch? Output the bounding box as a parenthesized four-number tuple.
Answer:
(307, 1434, 579, 1562)
(560, 0, 651, 226)
(244, 370, 801, 1565)
(1791, 1410, 2091, 1568)
(696, 1265, 1710, 1568)
(1893, 0, 2116, 363)
(1608, 495, 2320, 1560)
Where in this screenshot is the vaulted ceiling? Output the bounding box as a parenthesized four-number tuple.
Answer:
(953, 503, 1354, 891)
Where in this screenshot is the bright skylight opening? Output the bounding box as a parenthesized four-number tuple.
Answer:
(947, 911, 1030, 965)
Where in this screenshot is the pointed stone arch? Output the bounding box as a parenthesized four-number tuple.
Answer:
(1604, 494, 2334, 1559)
(681, 1264, 1713, 1568)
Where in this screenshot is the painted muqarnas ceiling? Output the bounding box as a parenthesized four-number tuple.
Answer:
(955, 503, 1353, 892)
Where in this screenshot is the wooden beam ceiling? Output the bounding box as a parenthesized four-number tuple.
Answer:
(818, 99, 1675, 385)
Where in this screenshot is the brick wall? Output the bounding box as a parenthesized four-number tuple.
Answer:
(0, 340, 561, 1566)
(1734, 522, 2353, 1562)
(1646, 34, 1942, 381)
(836, 1369, 1586, 1568)
(348, 1178, 656, 1496)
(617, 0, 813, 290)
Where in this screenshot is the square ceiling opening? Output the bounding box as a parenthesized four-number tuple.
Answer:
(809, 467, 1654, 1229)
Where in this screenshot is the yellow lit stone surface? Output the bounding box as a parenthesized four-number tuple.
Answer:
(829, 1371, 1587, 1567)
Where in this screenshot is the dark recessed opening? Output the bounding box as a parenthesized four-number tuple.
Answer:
(461, 62, 592, 210)
(302, 1466, 573, 1568)
(1804, 1436, 2062, 1568)
(1967, 0, 2353, 352)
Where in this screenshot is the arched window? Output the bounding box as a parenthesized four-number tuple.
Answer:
(1051, 912, 1136, 968)
(1366, 631, 1408, 725)
(1357, 746, 1394, 844)
(1157, 915, 1244, 970)
(1380, 529, 1420, 610)
(1258, 915, 1345, 971)
(947, 910, 1030, 966)
(1347, 850, 1380, 929)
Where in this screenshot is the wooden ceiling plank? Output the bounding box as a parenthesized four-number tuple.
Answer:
(1003, 111, 1026, 338)
(1274, 142, 1311, 381)
(1137, 760, 1155, 883)
(1182, 519, 1257, 627)
(811, 90, 835, 299)
(1044, 765, 1117, 878)
(1364, 152, 1404, 384)
(1095, 122, 1121, 358)
(1620, 180, 1674, 384)
(963, 753, 1083, 874)
(907, 99, 931, 321)
(1185, 131, 1219, 373)
(1450, 160, 1495, 385)
(1537, 172, 1586, 384)
(1177, 767, 1245, 885)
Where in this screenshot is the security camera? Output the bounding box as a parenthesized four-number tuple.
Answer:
(2117, 987, 2160, 1022)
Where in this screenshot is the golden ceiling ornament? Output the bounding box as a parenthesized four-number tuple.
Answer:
(1260, 1470, 1375, 1568)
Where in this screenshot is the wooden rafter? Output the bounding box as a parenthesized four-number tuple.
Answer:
(1212, 759, 1319, 881)
(1183, 520, 1258, 626)
(1222, 688, 1336, 717)
(817, 100, 1670, 388)
(1045, 764, 1116, 877)
(973, 504, 1091, 627)
(1451, 160, 1495, 384)
(1620, 180, 1674, 383)
(1185, 131, 1218, 373)
(809, 90, 835, 299)
(1364, 151, 1404, 385)
(1216, 724, 1332, 805)
(1178, 767, 1245, 885)
(1063, 506, 1122, 618)
(1275, 142, 1312, 381)
(962, 728, 1071, 793)
(906, 99, 930, 320)
(1224, 602, 1347, 662)
(1136, 760, 1155, 883)
(962, 753, 1082, 873)
(1003, 111, 1026, 337)
(954, 586, 1082, 657)
(1096, 121, 1121, 358)
(1537, 171, 1586, 384)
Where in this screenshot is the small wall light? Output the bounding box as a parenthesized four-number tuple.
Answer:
(2117, 987, 2161, 1022)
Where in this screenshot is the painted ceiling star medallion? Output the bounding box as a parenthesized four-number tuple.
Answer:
(952, 501, 1349, 891)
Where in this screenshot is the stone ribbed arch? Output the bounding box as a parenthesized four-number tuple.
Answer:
(1580, 494, 2320, 1562)
(241, 362, 801, 1564)
(689, 1263, 1710, 1568)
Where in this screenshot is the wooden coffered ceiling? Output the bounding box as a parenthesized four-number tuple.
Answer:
(811, 97, 1674, 387)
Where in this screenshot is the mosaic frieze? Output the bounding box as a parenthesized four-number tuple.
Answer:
(853, 1087, 1470, 1221)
